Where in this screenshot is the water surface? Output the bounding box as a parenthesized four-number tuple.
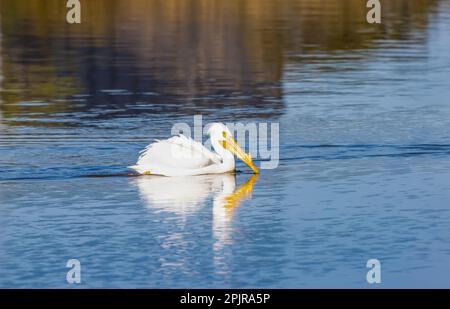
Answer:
(1, 0, 450, 288)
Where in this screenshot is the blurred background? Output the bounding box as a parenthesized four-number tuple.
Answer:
(0, 0, 442, 122)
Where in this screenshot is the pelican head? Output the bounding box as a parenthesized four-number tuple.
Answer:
(207, 123, 259, 174)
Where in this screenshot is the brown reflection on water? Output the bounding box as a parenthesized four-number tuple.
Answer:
(0, 0, 440, 123)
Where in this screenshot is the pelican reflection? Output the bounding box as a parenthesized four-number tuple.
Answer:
(212, 175, 258, 246)
(134, 173, 258, 278)
(134, 174, 258, 218)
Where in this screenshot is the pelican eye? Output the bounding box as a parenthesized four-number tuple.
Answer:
(222, 131, 227, 138)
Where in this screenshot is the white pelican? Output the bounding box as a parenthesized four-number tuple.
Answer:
(129, 123, 259, 176)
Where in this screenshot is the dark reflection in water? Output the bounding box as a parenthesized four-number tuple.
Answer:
(0, 0, 440, 124)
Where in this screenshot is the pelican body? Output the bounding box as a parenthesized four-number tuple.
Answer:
(130, 123, 259, 176)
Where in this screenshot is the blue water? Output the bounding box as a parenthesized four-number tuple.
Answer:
(1, 0, 450, 288)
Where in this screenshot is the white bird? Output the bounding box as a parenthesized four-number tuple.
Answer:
(129, 123, 259, 176)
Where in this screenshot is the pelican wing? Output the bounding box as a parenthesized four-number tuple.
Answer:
(131, 135, 221, 174)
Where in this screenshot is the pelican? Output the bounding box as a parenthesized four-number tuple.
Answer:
(129, 123, 259, 176)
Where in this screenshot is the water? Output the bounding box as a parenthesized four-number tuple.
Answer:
(1, 0, 450, 288)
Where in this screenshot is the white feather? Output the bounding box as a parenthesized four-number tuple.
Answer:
(129, 134, 226, 176)
(129, 123, 245, 176)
